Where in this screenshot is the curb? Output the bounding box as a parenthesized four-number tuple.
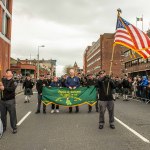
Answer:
(15, 91, 23, 96)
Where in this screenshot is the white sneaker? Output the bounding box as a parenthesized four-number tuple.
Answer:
(51, 110, 55, 114)
(56, 109, 59, 113)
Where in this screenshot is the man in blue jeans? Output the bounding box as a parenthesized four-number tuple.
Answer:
(65, 69, 80, 113)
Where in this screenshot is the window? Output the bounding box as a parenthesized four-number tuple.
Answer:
(2, 11, 9, 37)
(147, 57, 150, 62)
(125, 61, 132, 68)
(5, 0, 9, 9)
(132, 59, 138, 66)
(2, 0, 6, 5)
(124, 50, 130, 57)
(139, 58, 147, 64)
(1, 0, 9, 10)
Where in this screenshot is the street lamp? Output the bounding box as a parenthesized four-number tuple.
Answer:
(37, 45, 45, 79)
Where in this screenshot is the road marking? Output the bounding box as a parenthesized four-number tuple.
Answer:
(115, 117, 150, 143)
(17, 111, 32, 126)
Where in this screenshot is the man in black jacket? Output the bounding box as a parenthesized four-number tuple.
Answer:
(97, 70, 115, 129)
(86, 74, 96, 113)
(35, 75, 47, 114)
(0, 69, 17, 134)
(23, 75, 34, 103)
(122, 75, 130, 101)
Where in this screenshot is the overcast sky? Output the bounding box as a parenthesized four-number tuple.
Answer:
(11, 0, 150, 76)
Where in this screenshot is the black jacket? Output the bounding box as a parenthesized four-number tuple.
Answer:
(86, 79, 96, 87)
(1, 78, 17, 101)
(23, 79, 34, 89)
(61, 78, 66, 87)
(97, 76, 115, 101)
(45, 79, 52, 86)
(36, 79, 47, 94)
(122, 79, 130, 88)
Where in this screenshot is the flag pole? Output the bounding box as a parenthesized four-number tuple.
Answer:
(106, 9, 121, 95)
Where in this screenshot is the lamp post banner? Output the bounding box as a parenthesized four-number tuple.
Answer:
(42, 86, 97, 107)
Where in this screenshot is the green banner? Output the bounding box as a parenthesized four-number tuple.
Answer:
(42, 86, 97, 107)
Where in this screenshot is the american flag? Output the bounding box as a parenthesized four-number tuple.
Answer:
(114, 17, 150, 59)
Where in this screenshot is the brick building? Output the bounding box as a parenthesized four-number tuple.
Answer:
(83, 33, 124, 77)
(123, 30, 150, 77)
(10, 58, 36, 77)
(12, 59, 57, 77)
(0, 0, 13, 78)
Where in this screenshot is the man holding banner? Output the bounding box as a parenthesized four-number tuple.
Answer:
(35, 74, 47, 114)
(65, 69, 80, 113)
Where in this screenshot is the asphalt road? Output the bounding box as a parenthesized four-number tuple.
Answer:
(0, 92, 150, 150)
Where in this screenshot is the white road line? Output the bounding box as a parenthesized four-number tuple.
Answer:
(115, 117, 150, 143)
(17, 111, 32, 126)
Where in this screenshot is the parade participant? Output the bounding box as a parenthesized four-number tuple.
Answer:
(95, 74, 100, 112)
(35, 74, 47, 114)
(114, 77, 122, 100)
(65, 69, 80, 113)
(122, 75, 130, 101)
(46, 74, 52, 86)
(111, 76, 116, 101)
(97, 70, 115, 129)
(61, 74, 67, 87)
(78, 73, 86, 86)
(128, 77, 133, 98)
(50, 76, 61, 113)
(0, 69, 17, 134)
(23, 74, 34, 103)
(86, 74, 96, 113)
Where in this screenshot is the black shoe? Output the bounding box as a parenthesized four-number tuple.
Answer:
(24, 101, 27, 103)
(96, 109, 99, 112)
(99, 125, 104, 129)
(28, 100, 30, 103)
(12, 129, 17, 134)
(43, 111, 46, 114)
(35, 111, 40, 114)
(110, 125, 115, 129)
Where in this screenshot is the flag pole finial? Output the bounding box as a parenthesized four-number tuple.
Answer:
(117, 8, 122, 16)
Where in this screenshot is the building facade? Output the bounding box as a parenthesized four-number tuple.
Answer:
(123, 30, 150, 77)
(12, 59, 57, 77)
(0, 0, 13, 78)
(10, 58, 36, 78)
(83, 33, 124, 77)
